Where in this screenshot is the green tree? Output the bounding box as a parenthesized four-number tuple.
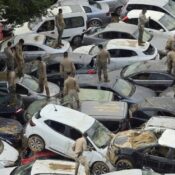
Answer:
(0, 0, 56, 25)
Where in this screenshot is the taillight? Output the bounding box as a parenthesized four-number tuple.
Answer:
(122, 16, 128, 22)
(87, 69, 96, 74)
(29, 119, 36, 127)
(15, 108, 23, 114)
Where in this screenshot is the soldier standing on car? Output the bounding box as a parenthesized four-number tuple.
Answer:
(72, 133, 90, 175)
(60, 52, 76, 79)
(138, 9, 150, 46)
(15, 39, 25, 78)
(55, 8, 65, 47)
(96, 44, 110, 82)
(37, 56, 50, 98)
(4, 41, 16, 92)
(63, 72, 80, 109)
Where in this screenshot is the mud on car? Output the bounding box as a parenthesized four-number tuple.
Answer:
(107, 129, 175, 173)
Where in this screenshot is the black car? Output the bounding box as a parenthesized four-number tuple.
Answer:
(0, 91, 24, 122)
(107, 129, 175, 173)
(0, 117, 23, 147)
(129, 97, 175, 127)
(121, 60, 175, 92)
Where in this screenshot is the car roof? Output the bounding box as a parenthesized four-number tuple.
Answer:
(123, 60, 167, 77)
(31, 159, 78, 174)
(106, 39, 149, 51)
(138, 97, 175, 113)
(159, 129, 175, 149)
(81, 101, 128, 120)
(145, 116, 175, 130)
(127, 0, 167, 7)
(40, 104, 95, 133)
(47, 5, 85, 16)
(104, 169, 142, 175)
(104, 22, 138, 34)
(127, 10, 165, 21)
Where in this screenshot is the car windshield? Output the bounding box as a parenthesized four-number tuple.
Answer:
(0, 140, 4, 154)
(86, 120, 112, 148)
(159, 13, 175, 31)
(89, 42, 108, 55)
(133, 29, 152, 42)
(113, 79, 135, 97)
(164, 2, 175, 16)
(21, 77, 39, 92)
(123, 62, 145, 77)
(44, 36, 57, 48)
(28, 17, 42, 30)
(11, 162, 33, 175)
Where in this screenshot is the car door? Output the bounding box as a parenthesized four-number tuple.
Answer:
(130, 72, 174, 91)
(108, 49, 138, 69)
(43, 120, 70, 157)
(22, 44, 46, 62)
(143, 146, 175, 173)
(36, 19, 57, 38)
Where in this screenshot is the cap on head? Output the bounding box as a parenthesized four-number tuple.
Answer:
(59, 8, 62, 13)
(36, 56, 42, 61)
(98, 44, 103, 49)
(7, 41, 12, 47)
(19, 39, 24, 44)
(64, 51, 68, 57)
(142, 8, 147, 14)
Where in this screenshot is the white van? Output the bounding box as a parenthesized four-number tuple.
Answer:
(13, 5, 87, 46)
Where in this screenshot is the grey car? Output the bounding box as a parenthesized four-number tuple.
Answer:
(0, 74, 60, 108)
(82, 2, 111, 27)
(129, 97, 175, 127)
(121, 59, 175, 92)
(82, 22, 152, 45)
(76, 74, 156, 105)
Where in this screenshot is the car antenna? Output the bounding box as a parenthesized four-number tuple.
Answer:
(53, 104, 58, 111)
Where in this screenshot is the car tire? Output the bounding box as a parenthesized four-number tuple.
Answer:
(28, 135, 45, 152)
(72, 35, 82, 47)
(91, 161, 110, 175)
(116, 158, 133, 170)
(88, 20, 102, 27)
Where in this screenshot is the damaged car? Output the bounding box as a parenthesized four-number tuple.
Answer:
(107, 129, 175, 173)
(24, 104, 115, 174)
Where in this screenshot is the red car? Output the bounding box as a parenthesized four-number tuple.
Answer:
(21, 149, 60, 165)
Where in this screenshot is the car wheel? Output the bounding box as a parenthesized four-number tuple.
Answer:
(72, 35, 82, 47)
(116, 158, 133, 170)
(91, 161, 109, 175)
(88, 20, 102, 27)
(28, 135, 45, 152)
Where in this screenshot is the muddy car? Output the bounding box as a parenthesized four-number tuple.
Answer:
(129, 97, 175, 127)
(0, 117, 23, 147)
(107, 129, 175, 173)
(80, 101, 129, 133)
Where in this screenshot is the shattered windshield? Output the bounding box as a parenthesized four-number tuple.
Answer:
(86, 120, 111, 148)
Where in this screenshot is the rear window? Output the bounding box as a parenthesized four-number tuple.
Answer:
(143, 44, 155, 55)
(65, 17, 84, 29)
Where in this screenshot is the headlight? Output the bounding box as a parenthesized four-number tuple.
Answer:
(0, 160, 15, 167)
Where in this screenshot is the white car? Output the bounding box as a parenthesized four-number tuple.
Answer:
(0, 33, 71, 62)
(0, 140, 19, 168)
(103, 169, 175, 175)
(121, 0, 175, 18)
(24, 104, 115, 175)
(0, 159, 86, 175)
(73, 39, 159, 70)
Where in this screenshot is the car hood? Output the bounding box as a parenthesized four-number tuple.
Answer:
(159, 87, 174, 98)
(1, 141, 19, 164)
(41, 82, 60, 97)
(129, 85, 156, 104)
(0, 167, 15, 175)
(73, 45, 94, 55)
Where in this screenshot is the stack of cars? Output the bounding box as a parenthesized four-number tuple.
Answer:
(1, 0, 175, 174)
